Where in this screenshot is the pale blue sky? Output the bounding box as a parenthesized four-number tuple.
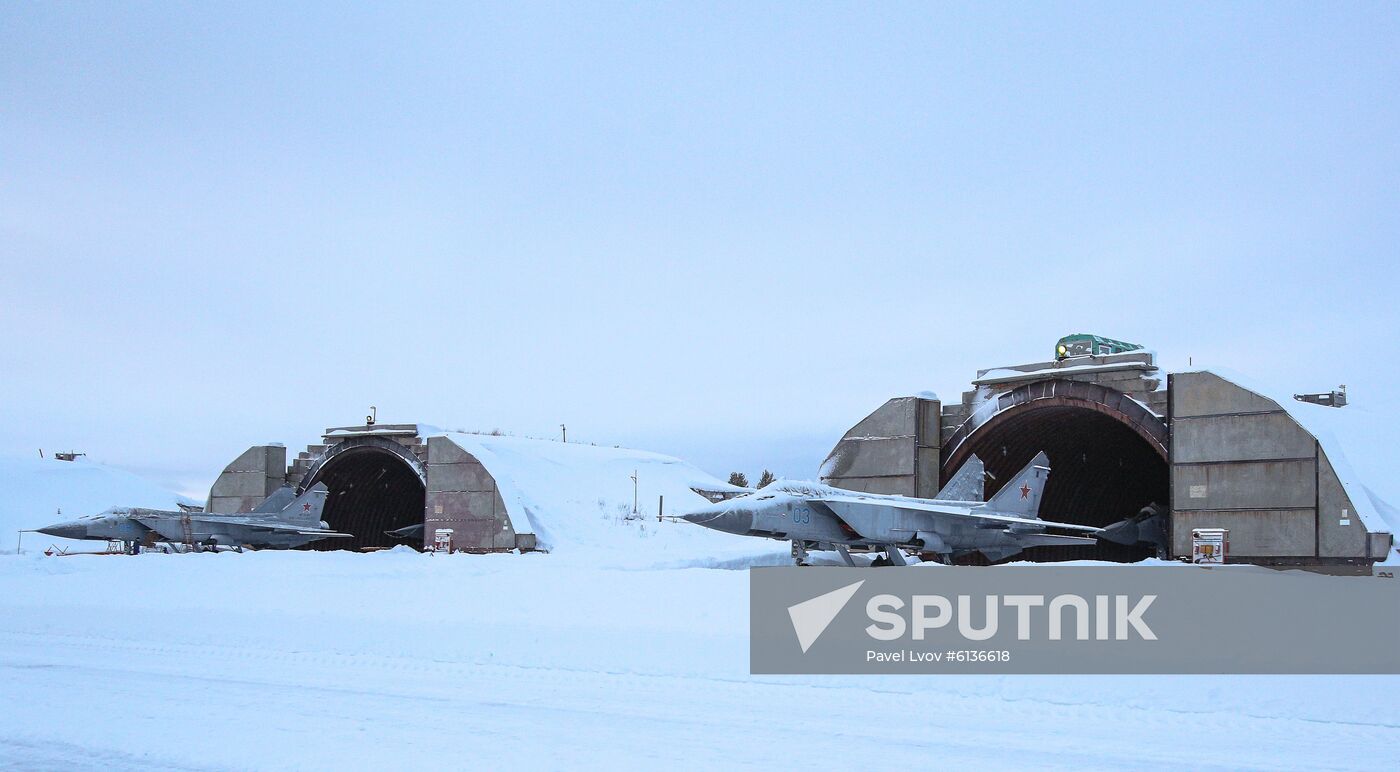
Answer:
(3, 2, 1398, 495)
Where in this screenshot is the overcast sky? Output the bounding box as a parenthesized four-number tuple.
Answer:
(3, 2, 1398, 497)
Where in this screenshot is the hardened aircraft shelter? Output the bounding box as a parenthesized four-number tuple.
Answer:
(204, 342, 1395, 572)
(207, 426, 742, 554)
(820, 346, 1395, 571)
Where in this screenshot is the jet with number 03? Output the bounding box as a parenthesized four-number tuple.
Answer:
(682, 452, 1107, 565)
(35, 483, 350, 554)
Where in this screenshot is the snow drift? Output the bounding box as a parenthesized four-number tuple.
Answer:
(0, 455, 192, 553)
(434, 432, 783, 564)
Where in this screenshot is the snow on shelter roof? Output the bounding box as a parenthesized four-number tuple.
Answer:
(430, 432, 753, 555)
(1181, 368, 1398, 536)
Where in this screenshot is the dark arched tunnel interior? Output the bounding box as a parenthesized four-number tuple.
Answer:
(304, 449, 425, 551)
(946, 406, 1167, 564)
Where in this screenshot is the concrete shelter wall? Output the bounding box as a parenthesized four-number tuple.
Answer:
(1168, 371, 1380, 564)
(1317, 450, 1369, 558)
(424, 436, 522, 551)
(207, 445, 287, 514)
(821, 397, 939, 496)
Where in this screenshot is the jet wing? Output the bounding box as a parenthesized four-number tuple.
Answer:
(811, 494, 1102, 534)
(1013, 533, 1101, 547)
(225, 522, 354, 538)
(131, 516, 192, 543)
(134, 515, 352, 541)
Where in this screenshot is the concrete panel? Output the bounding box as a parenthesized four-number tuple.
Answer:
(845, 398, 916, 439)
(916, 399, 940, 445)
(427, 436, 478, 464)
(214, 471, 274, 499)
(222, 446, 271, 473)
(1317, 451, 1368, 559)
(825, 475, 914, 496)
(915, 446, 941, 499)
(1370, 532, 1393, 561)
(424, 516, 501, 550)
(1172, 460, 1316, 511)
(1144, 391, 1169, 415)
(209, 495, 260, 514)
(939, 405, 968, 443)
(426, 461, 495, 493)
(824, 437, 916, 479)
(1172, 510, 1317, 557)
(1171, 371, 1281, 418)
(263, 446, 286, 479)
(425, 481, 518, 551)
(427, 490, 498, 520)
(1172, 413, 1316, 463)
(208, 445, 285, 511)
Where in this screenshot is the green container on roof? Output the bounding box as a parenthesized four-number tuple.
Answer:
(1054, 334, 1143, 360)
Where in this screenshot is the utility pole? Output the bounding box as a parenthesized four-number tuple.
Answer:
(658, 495, 664, 522)
(630, 470, 638, 514)
(561, 424, 567, 443)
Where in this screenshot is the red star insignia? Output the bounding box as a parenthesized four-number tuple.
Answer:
(303, 503, 312, 511)
(1019, 484, 1031, 499)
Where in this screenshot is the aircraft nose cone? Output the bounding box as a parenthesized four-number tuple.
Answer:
(36, 521, 86, 539)
(681, 507, 752, 535)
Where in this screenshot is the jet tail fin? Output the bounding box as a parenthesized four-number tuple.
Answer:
(252, 487, 296, 514)
(279, 483, 329, 526)
(981, 452, 1050, 518)
(933, 454, 984, 502)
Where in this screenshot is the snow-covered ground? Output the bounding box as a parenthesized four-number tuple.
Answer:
(1, 549, 1396, 770)
(2, 451, 1396, 769)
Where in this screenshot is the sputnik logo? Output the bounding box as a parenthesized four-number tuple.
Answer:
(787, 580, 865, 653)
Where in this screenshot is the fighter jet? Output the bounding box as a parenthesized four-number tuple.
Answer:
(36, 483, 350, 554)
(682, 452, 1103, 565)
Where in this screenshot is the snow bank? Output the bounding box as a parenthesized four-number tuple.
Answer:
(0, 455, 191, 553)
(434, 432, 780, 565)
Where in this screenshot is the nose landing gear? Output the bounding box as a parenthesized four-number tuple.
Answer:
(791, 541, 810, 566)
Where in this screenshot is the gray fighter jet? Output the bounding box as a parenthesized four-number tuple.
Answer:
(36, 483, 350, 553)
(682, 452, 1103, 565)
